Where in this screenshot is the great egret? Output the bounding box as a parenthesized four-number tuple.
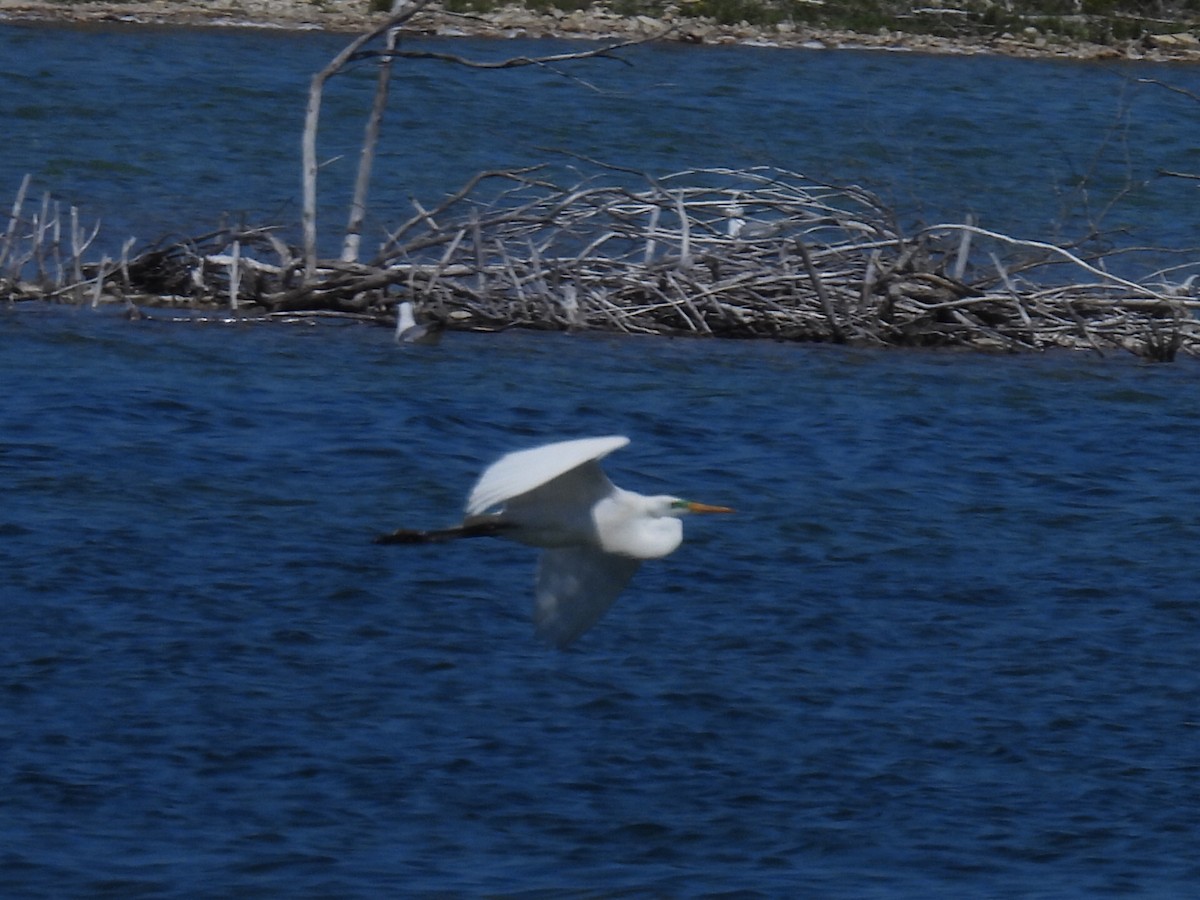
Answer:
(375, 435, 733, 648)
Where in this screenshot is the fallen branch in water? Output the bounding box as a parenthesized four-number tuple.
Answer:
(3, 166, 1198, 361)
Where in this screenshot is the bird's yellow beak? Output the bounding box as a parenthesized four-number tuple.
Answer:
(686, 501, 734, 514)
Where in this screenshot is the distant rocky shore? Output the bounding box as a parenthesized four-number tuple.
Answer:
(2, 0, 1199, 61)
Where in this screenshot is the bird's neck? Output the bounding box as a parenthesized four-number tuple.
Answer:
(596, 490, 684, 560)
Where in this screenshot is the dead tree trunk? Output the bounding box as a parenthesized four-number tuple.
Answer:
(341, 3, 406, 264)
(302, 3, 648, 282)
(302, 0, 434, 279)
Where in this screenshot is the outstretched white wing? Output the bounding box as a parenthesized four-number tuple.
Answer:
(466, 435, 629, 517)
(534, 546, 642, 648)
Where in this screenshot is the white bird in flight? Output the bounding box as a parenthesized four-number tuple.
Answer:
(375, 435, 733, 648)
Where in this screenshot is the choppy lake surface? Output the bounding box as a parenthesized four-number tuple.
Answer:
(3, 306, 1200, 896)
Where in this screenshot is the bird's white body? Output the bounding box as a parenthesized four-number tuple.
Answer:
(468, 436, 686, 558)
(382, 435, 731, 648)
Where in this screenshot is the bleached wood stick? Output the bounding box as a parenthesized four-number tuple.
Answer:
(923, 222, 1173, 302)
(229, 239, 241, 310)
(0, 172, 31, 274)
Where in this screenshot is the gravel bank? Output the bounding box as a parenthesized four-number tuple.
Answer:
(3, 0, 1199, 61)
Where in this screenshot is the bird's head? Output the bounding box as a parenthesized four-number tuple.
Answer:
(663, 497, 734, 517)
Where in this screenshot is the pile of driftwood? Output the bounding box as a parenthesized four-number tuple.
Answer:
(3, 166, 1198, 360)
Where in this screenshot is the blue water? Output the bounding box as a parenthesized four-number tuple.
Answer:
(4, 20, 1200, 897)
(4, 305, 1200, 896)
(2, 22, 1200, 261)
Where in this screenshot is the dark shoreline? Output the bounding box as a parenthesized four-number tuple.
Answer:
(2, 0, 1199, 62)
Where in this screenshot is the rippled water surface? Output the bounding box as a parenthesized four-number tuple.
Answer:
(3, 306, 1200, 896)
(3, 22, 1200, 257)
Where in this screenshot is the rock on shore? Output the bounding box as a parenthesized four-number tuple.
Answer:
(1, 0, 1198, 61)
